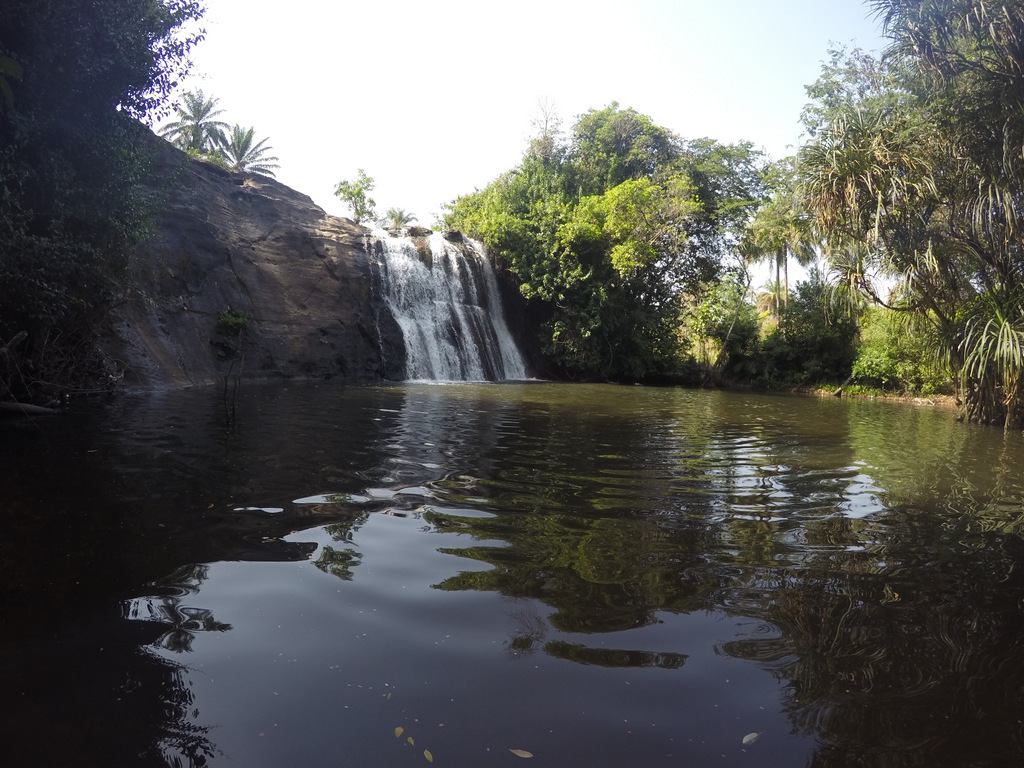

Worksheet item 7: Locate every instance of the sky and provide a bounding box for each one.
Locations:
[162,0,889,227]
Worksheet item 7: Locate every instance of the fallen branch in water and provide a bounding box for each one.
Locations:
[0,401,60,416]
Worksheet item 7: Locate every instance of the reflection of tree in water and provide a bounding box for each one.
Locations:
[119,564,232,765]
[421,399,1024,765]
[312,518,367,581]
[505,610,547,656]
[723,531,1024,767]
[719,409,1024,767]
[125,564,232,653]
[314,546,364,580]
[545,641,687,669]
[428,507,712,634]
[151,665,220,768]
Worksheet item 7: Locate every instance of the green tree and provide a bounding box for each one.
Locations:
[740,161,817,316]
[220,124,279,176]
[0,0,204,403]
[334,169,376,225]
[446,104,763,381]
[755,273,859,387]
[382,207,416,228]
[798,3,1024,427]
[570,103,680,194]
[851,306,949,394]
[158,89,228,153]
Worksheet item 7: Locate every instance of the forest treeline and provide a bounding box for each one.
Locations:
[446,0,1024,429]
[2,0,1023,428]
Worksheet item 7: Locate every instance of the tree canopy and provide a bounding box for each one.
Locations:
[220,124,279,176]
[159,89,227,153]
[796,2,1024,427]
[334,169,377,225]
[0,0,204,402]
[446,103,764,381]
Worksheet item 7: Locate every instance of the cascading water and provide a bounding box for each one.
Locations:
[372,230,528,381]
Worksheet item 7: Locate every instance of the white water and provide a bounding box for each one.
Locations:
[373,231,527,381]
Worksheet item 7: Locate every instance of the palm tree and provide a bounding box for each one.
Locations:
[159,89,228,153]
[220,125,279,177]
[383,208,417,228]
[740,190,816,317]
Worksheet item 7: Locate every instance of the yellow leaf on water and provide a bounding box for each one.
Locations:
[424,749,433,763]
[407,736,415,746]
[509,749,534,758]
[394,727,404,739]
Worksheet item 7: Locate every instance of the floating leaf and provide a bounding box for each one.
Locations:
[394,727,404,738]
[407,736,415,746]
[742,731,763,745]
[424,749,433,762]
[509,748,534,758]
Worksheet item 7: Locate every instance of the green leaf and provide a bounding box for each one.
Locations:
[423,749,433,762]
[742,731,763,745]
[0,56,23,79]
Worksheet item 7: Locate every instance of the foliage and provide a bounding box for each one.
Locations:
[0,0,204,402]
[219,124,278,176]
[751,275,859,388]
[445,103,765,381]
[159,94,278,178]
[851,306,951,394]
[334,169,376,225]
[381,207,416,228]
[740,159,817,317]
[158,89,227,153]
[214,309,251,360]
[687,269,759,380]
[797,7,1024,427]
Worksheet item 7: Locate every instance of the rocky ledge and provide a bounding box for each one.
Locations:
[105,137,403,389]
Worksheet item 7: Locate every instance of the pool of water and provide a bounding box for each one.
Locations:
[2,382,1023,767]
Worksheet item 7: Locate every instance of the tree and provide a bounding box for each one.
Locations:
[446,104,764,381]
[528,97,564,162]
[740,161,817,316]
[220,124,279,176]
[570,103,680,195]
[158,89,228,153]
[333,169,376,225]
[0,0,204,402]
[797,4,1024,428]
[382,207,416,228]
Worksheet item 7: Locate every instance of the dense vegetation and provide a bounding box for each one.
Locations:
[798,0,1024,428]
[445,103,765,381]
[0,0,204,402]
[446,1,1024,428]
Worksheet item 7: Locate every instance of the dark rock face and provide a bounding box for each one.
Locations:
[107,138,403,388]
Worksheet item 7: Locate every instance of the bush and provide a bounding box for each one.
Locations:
[851,307,951,394]
[751,278,858,388]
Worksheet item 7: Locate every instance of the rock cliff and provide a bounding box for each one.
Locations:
[106,138,403,389]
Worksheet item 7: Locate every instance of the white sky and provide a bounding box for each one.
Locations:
[165,0,888,226]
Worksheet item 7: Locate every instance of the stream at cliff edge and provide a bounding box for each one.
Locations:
[2,382,1024,767]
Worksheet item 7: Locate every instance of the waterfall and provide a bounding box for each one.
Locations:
[372,230,527,381]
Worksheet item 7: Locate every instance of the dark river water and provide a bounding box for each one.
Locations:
[2,383,1024,768]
